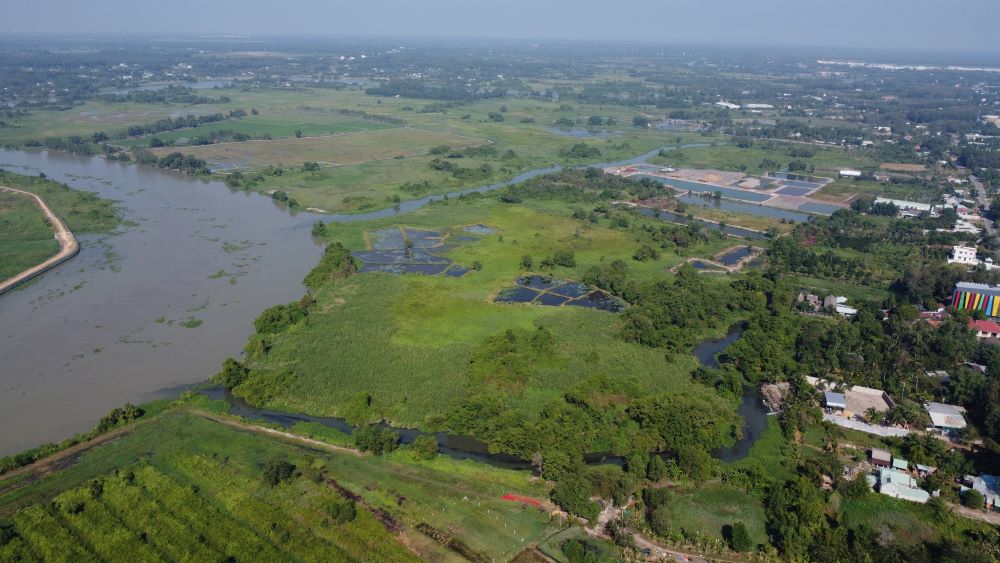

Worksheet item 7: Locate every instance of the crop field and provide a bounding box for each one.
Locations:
[150,127,490,169]
[0,407,556,562]
[240,196,737,427]
[0,190,59,280]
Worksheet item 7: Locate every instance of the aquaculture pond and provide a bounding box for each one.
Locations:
[351,227,471,276]
[494,275,627,312]
[717,246,755,266]
[689,260,725,272]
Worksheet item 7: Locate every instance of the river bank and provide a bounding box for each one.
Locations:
[0,186,80,295]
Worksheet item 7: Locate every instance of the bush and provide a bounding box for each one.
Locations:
[553,250,576,267]
[329,499,357,523]
[963,489,985,508]
[263,460,296,486]
[551,474,600,521]
[728,521,753,552]
[253,302,308,335]
[353,425,399,455]
[411,434,439,460]
[216,358,249,389]
[311,221,327,237]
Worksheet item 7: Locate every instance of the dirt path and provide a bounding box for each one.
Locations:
[0,185,79,295]
[191,410,365,457]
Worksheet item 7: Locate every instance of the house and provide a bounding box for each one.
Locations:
[948,245,979,266]
[877,468,930,503]
[825,391,847,412]
[744,103,774,110]
[925,402,968,434]
[962,475,1000,511]
[892,458,909,471]
[916,464,937,478]
[969,319,1000,340]
[839,169,862,178]
[875,197,934,214]
[715,101,741,110]
[870,448,892,468]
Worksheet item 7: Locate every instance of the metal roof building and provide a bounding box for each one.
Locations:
[925,402,967,430]
[824,391,847,410]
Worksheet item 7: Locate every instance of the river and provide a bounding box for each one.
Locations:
[0,144,768,457]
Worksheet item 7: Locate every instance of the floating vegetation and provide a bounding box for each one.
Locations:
[494,276,626,312]
[461,224,496,235]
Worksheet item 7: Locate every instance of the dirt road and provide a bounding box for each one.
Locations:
[0,185,79,295]
[971,175,996,238]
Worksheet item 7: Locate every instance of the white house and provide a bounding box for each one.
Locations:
[839,169,862,178]
[948,245,979,266]
[715,101,741,110]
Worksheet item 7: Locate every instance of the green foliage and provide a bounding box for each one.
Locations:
[551,474,599,521]
[411,434,439,460]
[353,425,399,455]
[728,521,753,552]
[215,358,249,389]
[311,221,327,237]
[632,244,660,262]
[303,242,358,289]
[262,459,296,487]
[963,489,985,508]
[94,403,144,433]
[559,143,602,159]
[328,499,357,523]
[253,302,308,335]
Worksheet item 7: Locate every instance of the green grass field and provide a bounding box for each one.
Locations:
[0,170,119,280]
[237,195,740,431]
[0,190,59,280]
[0,407,555,562]
[151,126,489,168]
[647,484,768,547]
[815,179,946,204]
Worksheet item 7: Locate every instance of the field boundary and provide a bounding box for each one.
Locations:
[0,186,80,295]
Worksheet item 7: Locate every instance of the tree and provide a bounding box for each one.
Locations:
[553,250,576,267]
[353,425,399,455]
[729,521,753,552]
[263,460,296,486]
[294,129,303,138]
[216,358,248,389]
[302,161,320,172]
[633,116,650,128]
[311,221,327,237]
[647,455,668,481]
[411,434,438,460]
[588,115,604,126]
[329,500,357,523]
[551,474,599,520]
[520,255,534,270]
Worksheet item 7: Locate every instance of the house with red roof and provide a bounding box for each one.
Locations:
[969,319,1000,340]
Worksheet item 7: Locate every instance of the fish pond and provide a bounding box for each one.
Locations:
[494,275,627,312]
[352,227,472,276]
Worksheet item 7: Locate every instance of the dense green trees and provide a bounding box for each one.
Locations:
[303,242,358,289]
[353,425,399,455]
[551,474,600,520]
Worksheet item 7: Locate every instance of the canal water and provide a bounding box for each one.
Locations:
[0,144,768,457]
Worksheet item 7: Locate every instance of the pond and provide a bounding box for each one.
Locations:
[717,246,754,267]
[494,276,627,313]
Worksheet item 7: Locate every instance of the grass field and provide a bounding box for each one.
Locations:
[647,484,768,547]
[0,190,59,280]
[239,195,738,430]
[0,169,119,280]
[151,127,489,169]
[814,179,946,204]
[0,407,556,562]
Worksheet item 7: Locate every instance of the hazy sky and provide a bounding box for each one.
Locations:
[5,0,999,53]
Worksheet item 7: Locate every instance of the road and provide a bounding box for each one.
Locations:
[971,175,996,238]
[0,185,79,295]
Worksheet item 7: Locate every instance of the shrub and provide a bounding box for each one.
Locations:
[353,425,399,455]
[551,474,599,521]
[329,499,357,523]
[729,521,753,552]
[411,434,439,460]
[216,358,249,389]
[262,460,296,486]
[553,250,576,267]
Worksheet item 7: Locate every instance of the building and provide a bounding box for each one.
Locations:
[824,391,847,412]
[948,245,979,266]
[870,448,892,468]
[744,103,774,110]
[715,101,741,110]
[877,468,930,503]
[963,475,1000,511]
[839,169,862,178]
[925,402,968,433]
[952,282,1000,317]
[875,197,934,213]
[892,458,909,471]
[969,319,1000,339]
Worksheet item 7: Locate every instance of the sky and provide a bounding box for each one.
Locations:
[4,0,1000,53]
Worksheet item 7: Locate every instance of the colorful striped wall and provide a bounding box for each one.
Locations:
[952,289,1000,317]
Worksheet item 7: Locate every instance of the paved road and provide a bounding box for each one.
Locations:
[0,186,79,295]
[971,175,997,238]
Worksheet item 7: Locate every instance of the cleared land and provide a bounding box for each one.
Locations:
[150,127,491,169]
